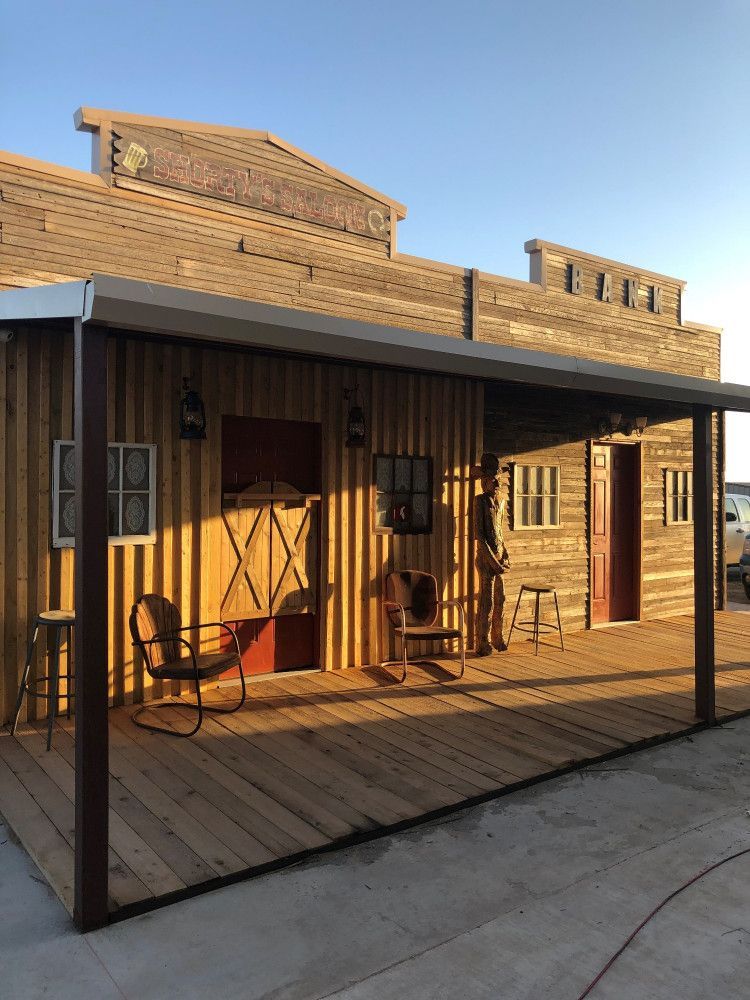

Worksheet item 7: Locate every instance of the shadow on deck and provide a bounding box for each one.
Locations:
[1,612,748,919]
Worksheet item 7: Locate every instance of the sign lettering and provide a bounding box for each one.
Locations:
[565,261,666,315]
[114,132,390,242]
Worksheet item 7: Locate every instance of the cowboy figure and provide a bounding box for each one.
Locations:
[473,453,510,655]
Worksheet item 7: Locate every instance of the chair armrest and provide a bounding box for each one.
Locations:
[175,622,241,657]
[437,599,465,632]
[383,600,407,631]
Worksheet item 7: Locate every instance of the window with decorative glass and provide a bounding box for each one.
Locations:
[512,464,560,529]
[665,469,693,524]
[374,455,432,534]
[53,440,157,547]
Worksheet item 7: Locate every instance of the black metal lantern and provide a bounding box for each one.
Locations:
[180,377,206,440]
[345,384,366,447]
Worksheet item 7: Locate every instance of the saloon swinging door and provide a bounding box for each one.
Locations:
[220,416,321,674]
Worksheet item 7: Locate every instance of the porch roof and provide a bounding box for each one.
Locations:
[2,274,749,412]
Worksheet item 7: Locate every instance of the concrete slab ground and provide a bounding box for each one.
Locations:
[3,717,750,999]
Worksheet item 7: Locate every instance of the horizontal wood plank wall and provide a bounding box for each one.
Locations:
[0,328,481,723]
[484,385,723,633]
[0,151,719,373]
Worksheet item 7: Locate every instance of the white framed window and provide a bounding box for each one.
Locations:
[512,464,560,529]
[665,469,693,525]
[52,440,157,547]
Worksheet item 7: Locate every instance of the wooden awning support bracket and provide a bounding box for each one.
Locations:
[692,404,716,724]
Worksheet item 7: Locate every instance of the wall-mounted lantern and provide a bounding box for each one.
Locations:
[344,384,366,447]
[597,411,622,438]
[179,377,207,440]
[623,415,648,437]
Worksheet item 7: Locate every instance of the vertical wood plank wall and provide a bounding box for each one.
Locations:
[0,327,482,723]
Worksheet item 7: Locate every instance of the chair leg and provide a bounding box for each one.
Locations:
[534,592,541,655]
[132,686,204,738]
[554,592,564,651]
[11,625,39,737]
[47,626,63,751]
[400,635,408,684]
[458,630,466,679]
[507,588,523,646]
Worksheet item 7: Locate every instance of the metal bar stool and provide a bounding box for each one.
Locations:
[11,610,75,750]
[507,585,563,655]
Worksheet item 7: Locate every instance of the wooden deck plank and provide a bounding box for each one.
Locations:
[0,613,747,921]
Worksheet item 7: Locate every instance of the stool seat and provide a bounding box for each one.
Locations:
[508,585,564,655]
[38,610,75,625]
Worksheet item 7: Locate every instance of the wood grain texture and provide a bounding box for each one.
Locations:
[0,612,746,917]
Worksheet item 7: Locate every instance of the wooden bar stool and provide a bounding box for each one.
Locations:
[11,610,75,750]
[507,585,563,655]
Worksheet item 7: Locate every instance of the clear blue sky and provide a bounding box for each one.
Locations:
[1,0,748,475]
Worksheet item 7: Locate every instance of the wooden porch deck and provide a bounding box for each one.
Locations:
[1,612,749,919]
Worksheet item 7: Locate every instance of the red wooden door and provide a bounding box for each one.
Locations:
[591,443,637,624]
[221,416,321,673]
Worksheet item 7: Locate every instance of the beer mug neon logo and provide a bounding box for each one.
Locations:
[122,142,149,173]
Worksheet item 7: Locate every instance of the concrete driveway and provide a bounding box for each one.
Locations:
[3,717,750,999]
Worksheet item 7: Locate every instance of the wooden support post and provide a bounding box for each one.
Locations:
[73,319,110,931]
[692,404,716,724]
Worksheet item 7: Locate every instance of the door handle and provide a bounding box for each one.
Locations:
[737,528,744,533]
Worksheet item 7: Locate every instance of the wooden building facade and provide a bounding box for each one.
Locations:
[0,108,728,724]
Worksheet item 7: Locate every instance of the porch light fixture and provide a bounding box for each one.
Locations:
[179,376,207,440]
[344,384,366,447]
[597,411,622,437]
[623,415,648,437]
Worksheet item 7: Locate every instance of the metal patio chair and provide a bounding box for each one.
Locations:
[129,594,247,737]
[383,570,466,683]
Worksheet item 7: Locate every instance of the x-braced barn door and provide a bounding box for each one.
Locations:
[220,416,321,673]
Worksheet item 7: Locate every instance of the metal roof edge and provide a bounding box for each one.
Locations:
[0,280,90,322]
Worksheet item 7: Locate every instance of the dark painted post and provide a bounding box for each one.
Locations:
[692,404,716,724]
[73,318,110,931]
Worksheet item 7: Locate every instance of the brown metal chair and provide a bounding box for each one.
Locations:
[129,594,246,737]
[383,571,466,683]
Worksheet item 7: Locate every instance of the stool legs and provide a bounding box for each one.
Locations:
[507,590,523,645]
[534,591,541,655]
[11,624,39,737]
[554,592,564,652]
[47,625,63,751]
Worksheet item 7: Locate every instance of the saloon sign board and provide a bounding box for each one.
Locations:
[113,129,391,242]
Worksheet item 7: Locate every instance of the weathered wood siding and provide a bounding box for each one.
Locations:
[0,327,481,723]
[485,385,723,632]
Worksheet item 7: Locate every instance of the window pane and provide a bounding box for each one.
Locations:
[375,492,392,527]
[672,496,679,523]
[521,495,531,526]
[122,446,150,491]
[108,492,120,536]
[532,496,543,525]
[412,493,429,530]
[726,498,738,520]
[59,444,76,490]
[59,493,76,537]
[394,457,411,493]
[375,457,393,493]
[412,459,429,494]
[549,466,558,496]
[122,493,150,535]
[521,465,531,500]
[108,447,120,489]
[392,494,410,531]
[738,498,750,522]
[545,495,558,526]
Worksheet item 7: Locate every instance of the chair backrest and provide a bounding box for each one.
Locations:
[385,571,438,627]
[130,594,182,669]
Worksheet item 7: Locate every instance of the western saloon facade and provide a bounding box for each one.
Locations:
[0,108,748,929]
